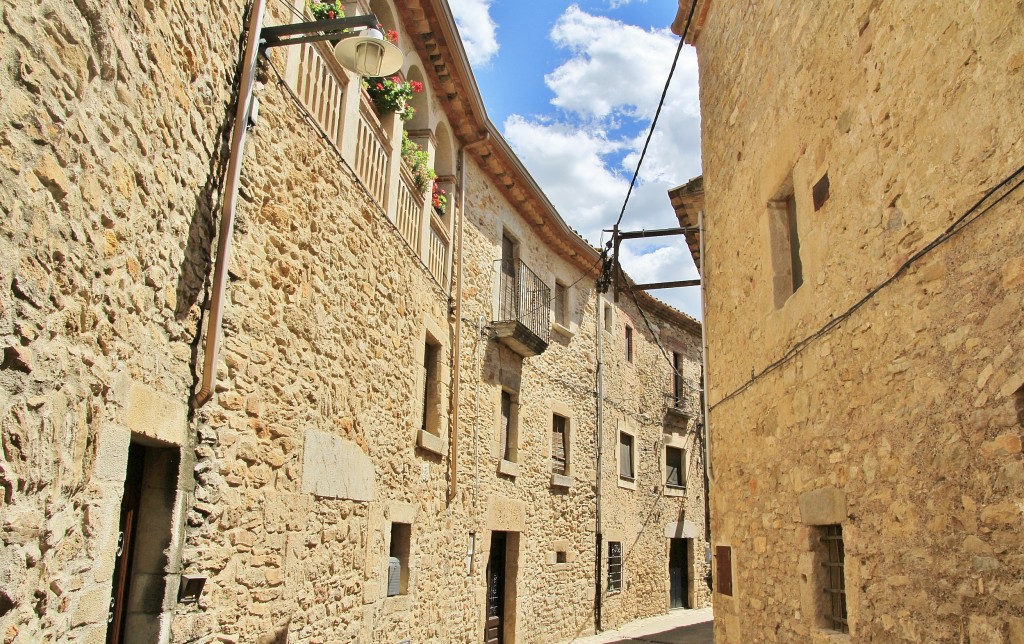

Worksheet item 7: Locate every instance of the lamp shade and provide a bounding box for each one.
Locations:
[334,29,403,77]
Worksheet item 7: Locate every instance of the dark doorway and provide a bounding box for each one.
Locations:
[107,440,180,643]
[669,538,690,609]
[107,442,145,643]
[485,531,507,644]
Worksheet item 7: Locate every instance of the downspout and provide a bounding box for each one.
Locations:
[699,210,713,564]
[594,290,605,634]
[195,0,266,407]
[448,134,489,504]
[699,210,711,482]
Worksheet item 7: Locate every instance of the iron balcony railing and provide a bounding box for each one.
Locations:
[496,259,551,344]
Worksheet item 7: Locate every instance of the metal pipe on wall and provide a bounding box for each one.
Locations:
[195,0,266,407]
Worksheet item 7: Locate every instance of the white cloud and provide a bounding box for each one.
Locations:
[447,0,500,67]
[500,5,703,318]
[545,6,681,120]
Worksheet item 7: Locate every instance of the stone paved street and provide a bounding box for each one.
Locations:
[565,608,714,644]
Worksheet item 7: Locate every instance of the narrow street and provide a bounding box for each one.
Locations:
[566,608,714,644]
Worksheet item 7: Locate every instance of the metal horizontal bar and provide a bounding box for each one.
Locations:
[820,562,845,568]
[606,225,696,237]
[824,614,849,625]
[261,15,378,43]
[631,279,701,290]
[821,587,847,594]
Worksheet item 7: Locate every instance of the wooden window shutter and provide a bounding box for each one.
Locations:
[716,545,733,596]
[619,433,634,479]
[551,415,566,474]
[500,391,512,461]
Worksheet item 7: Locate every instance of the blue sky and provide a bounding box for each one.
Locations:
[448,0,703,319]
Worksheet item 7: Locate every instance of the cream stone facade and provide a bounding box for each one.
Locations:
[673,1,1023,642]
[0,0,708,642]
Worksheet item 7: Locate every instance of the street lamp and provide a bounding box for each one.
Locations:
[195,1,404,406]
[260,15,404,78]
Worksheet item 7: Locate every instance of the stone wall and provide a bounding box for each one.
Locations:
[1,0,245,640]
[692,1,1024,641]
[0,0,708,641]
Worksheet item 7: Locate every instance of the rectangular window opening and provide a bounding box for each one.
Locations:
[819,524,848,633]
[554,281,568,327]
[618,432,635,481]
[625,325,634,363]
[422,337,441,436]
[665,446,685,489]
[388,522,412,597]
[787,193,804,292]
[551,414,568,475]
[672,352,683,408]
[555,550,567,564]
[607,541,622,592]
[500,389,519,463]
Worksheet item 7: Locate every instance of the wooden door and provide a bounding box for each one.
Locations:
[669,538,689,609]
[485,532,506,644]
[107,443,145,644]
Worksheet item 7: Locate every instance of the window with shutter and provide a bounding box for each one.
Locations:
[551,414,567,474]
[666,446,684,488]
[498,389,521,466]
[618,432,634,480]
[554,281,567,326]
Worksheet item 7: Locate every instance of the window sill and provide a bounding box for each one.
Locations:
[417,429,446,456]
[383,594,411,614]
[664,484,687,498]
[617,475,637,491]
[550,473,573,489]
[551,321,574,339]
[498,458,519,478]
[811,628,851,643]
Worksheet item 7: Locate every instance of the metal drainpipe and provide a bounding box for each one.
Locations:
[594,290,605,633]
[448,134,489,504]
[698,210,711,482]
[195,0,266,407]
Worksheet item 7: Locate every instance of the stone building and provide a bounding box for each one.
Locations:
[0,0,709,641]
[671,1,1023,642]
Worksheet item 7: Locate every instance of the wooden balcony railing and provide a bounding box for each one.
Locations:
[294,42,345,147]
[355,94,390,205]
[396,163,424,251]
[428,213,449,285]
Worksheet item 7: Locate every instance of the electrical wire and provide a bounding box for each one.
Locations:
[611,0,698,231]
[709,161,1024,412]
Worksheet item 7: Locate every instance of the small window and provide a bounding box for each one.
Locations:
[819,525,848,633]
[551,414,568,475]
[769,176,804,307]
[618,432,635,481]
[607,541,622,592]
[389,523,411,596]
[556,550,567,564]
[603,302,613,332]
[554,281,568,327]
[787,193,804,292]
[625,325,633,362]
[500,389,518,463]
[672,352,683,408]
[665,446,685,489]
[421,337,441,436]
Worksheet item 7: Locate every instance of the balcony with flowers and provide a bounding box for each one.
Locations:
[282,0,455,288]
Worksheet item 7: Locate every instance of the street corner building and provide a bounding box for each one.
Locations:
[670,0,1024,642]
[0,0,710,641]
